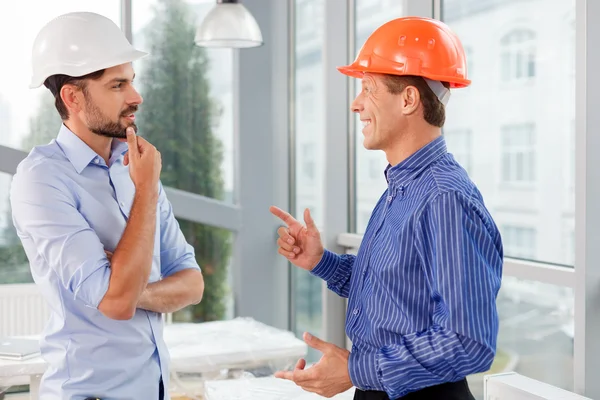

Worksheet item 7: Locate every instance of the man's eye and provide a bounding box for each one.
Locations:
[113,83,122,89]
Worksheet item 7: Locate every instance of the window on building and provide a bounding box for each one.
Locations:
[501,29,536,82]
[502,225,537,260]
[501,124,536,184]
[445,129,472,175]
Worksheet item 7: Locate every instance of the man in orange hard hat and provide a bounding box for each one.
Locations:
[271,17,503,400]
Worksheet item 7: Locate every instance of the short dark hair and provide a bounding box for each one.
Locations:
[382,75,449,128]
[43,69,106,120]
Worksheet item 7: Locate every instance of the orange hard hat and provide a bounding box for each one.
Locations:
[338,16,470,88]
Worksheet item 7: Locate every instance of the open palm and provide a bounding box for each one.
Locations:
[270,206,324,271]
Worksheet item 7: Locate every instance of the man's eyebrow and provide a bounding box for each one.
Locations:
[107,74,136,84]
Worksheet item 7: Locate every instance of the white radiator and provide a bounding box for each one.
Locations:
[485,373,591,400]
[0,283,49,337]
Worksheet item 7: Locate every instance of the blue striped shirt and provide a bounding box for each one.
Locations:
[312,136,503,399]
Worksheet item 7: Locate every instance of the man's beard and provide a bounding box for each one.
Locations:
[85,95,138,139]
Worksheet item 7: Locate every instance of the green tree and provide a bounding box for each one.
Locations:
[21,90,62,152]
[137,0,232,322]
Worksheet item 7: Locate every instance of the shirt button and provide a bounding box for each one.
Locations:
[94,158,99,164]
[353,308,359,315]
[120,201,125,207]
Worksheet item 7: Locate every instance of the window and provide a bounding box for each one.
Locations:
[133,0,235,203]
[0,1,121,286]
[0,173,33,285]
[569,20,575,78]
[301,143,316,181]
[567,229,575,266]
[442,2,576,393]
[502,225,537,260]
[501,124,536,184]
[568,120,575,190]
[296,0,319,40]
[445,129,472,175]
[171,221,234,323]
[369,158,382,180]
[442,0,575,268]
[501,29,536,82]
[466,277,574,399]
[0,1,120,151]
[354,0,403,234]
[293,0,325,362]
[360,211,372,230]
[465,46,474,78]
[299,85,316,122]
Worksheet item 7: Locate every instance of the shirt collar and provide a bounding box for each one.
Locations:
[384,136,447,188]
[55,124,128,174]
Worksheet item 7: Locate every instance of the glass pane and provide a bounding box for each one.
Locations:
[0,1,121,151]
[171,220,234,323]
[467,277,573,399]
[132,0,235,203]
[0,173,33,284]
[354,0,404,234]
[294,0,325,363]
[442,0,575,265]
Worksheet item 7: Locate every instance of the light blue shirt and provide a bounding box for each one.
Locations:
[10,125,200,400]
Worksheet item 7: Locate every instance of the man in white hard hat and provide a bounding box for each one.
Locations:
[10,12,204,400]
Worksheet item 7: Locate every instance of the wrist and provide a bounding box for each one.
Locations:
[134,185,159,201]
[309,250,325,271]
[310,250,339,280]
[137,287,150,308]
[349,348,381,391]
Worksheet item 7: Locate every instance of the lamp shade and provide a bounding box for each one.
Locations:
[195,1,263,48]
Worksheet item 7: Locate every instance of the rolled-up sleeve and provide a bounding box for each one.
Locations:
[157,183,200,277]
[10,171,111,309]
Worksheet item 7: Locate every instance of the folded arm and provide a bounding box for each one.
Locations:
[136,183,204,313]
[137,268,203,313]
[10,169,157,320]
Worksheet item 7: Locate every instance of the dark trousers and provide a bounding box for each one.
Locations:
[353,378,475,400]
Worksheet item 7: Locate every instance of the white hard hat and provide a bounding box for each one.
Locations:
[30,12,148,89]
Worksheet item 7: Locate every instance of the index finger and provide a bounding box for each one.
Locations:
[291,367,318,383]
[269,206,296,225]
[125,128,139,155]
[274,370,294,381]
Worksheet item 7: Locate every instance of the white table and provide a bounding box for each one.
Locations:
[0,317,307,399]
[204,376,356,400]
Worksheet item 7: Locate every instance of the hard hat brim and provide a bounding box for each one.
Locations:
[29,49,149,89]
[337,64,471,88]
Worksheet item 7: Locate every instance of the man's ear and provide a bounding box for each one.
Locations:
[400,85,420,116]
[60,84,84,115]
